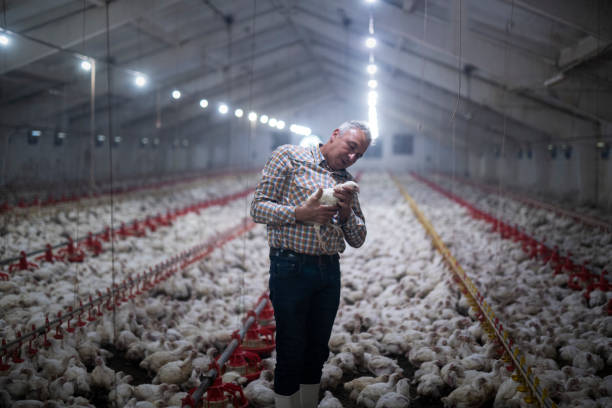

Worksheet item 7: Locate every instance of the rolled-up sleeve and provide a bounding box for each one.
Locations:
[341,195,366,248]
[250,145,296,225]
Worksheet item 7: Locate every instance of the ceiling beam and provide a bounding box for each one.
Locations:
[0,25,302,128]
[131,17,180,48]
[0,0,182,75]
[558,35,612,70]
[312,40,549,144]
[271,0,339,100]
[304,0,554,87]
[503,0,612,41]
[289,7,597,140]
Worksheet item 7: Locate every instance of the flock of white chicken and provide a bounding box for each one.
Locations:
[0,171,610,408]
[0,174,251,260]
[428,174,612,273]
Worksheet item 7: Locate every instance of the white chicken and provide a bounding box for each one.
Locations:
[243,370,275,407]
[140,344,192,372]
[133,383,179,402]
[345,375,390,401]
[308,181,360,252]
[90,356,115,390]
[321,363,344,389]
[357,373,403,408]
[318,390,343,408]
[153,350,197,384]
[329,351,357,373]
[109,383,134,406]
[364,352,401,376]
[48,376,75,401]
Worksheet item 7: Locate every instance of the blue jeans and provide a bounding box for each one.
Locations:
[268,251,341,395]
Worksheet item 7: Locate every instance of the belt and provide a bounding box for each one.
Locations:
[270,247,339,265]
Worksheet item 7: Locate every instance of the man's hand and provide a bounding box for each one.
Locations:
[295,188,338,224]
[333,187,353,223]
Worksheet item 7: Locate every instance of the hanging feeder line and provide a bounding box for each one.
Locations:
[0,165,258,215]
[182,295,269,408]
[411,173,611,304]
[391,175,556,408]
[434,172,612,233]
[0,186,255,268]
[0,218,256,364]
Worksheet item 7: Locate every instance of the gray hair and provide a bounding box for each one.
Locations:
[338,120,372,143]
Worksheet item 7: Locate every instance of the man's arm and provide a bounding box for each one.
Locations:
[250,146,296,225]
[334,187,366,248]
[340,195,366,248]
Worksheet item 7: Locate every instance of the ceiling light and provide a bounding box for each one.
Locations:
[80,60,92,71]
[95,134,105,147]
[248,112,258,122]
[260,115,269,124]
[28,129,41,145]
[368,79,378,89]
[365,37,377,48]
[276,120,286,130]
[199,99,209,109]
[269,118,277,127]
[235,108,244,118]
[290,124,312,136]
[134,74,147,87]
[365,0,376,3]
[171,90,181,99]
[543,72,565,88]
[368,90,378,106]
[0,34,9,47]
[367,64,377,75]
[55,131,67,146]
[218,103,229,114]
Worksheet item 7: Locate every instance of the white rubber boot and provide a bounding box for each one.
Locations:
[300,383,321,408]
[275,391,300,408]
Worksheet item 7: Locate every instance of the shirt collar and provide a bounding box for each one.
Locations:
[312,143,348,176]
[311,143,326,167]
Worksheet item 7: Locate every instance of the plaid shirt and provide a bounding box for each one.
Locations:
[250,144,366,255]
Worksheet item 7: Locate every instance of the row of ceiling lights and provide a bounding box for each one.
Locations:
[79,47,311,133]
[1,30,312,137]
[76,40,306,134]
[365,0,380,140]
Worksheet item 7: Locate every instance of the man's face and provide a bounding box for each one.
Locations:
[326,128,370,170]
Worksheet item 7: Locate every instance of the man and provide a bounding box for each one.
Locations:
[250,120,371,407]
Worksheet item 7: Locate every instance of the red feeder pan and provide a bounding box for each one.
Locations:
[9,251,39,272]
[240,321,275,357]
[35,244,63,263]
[203,375,249,408]
[57,237,85,263]
[225,347,264,383]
